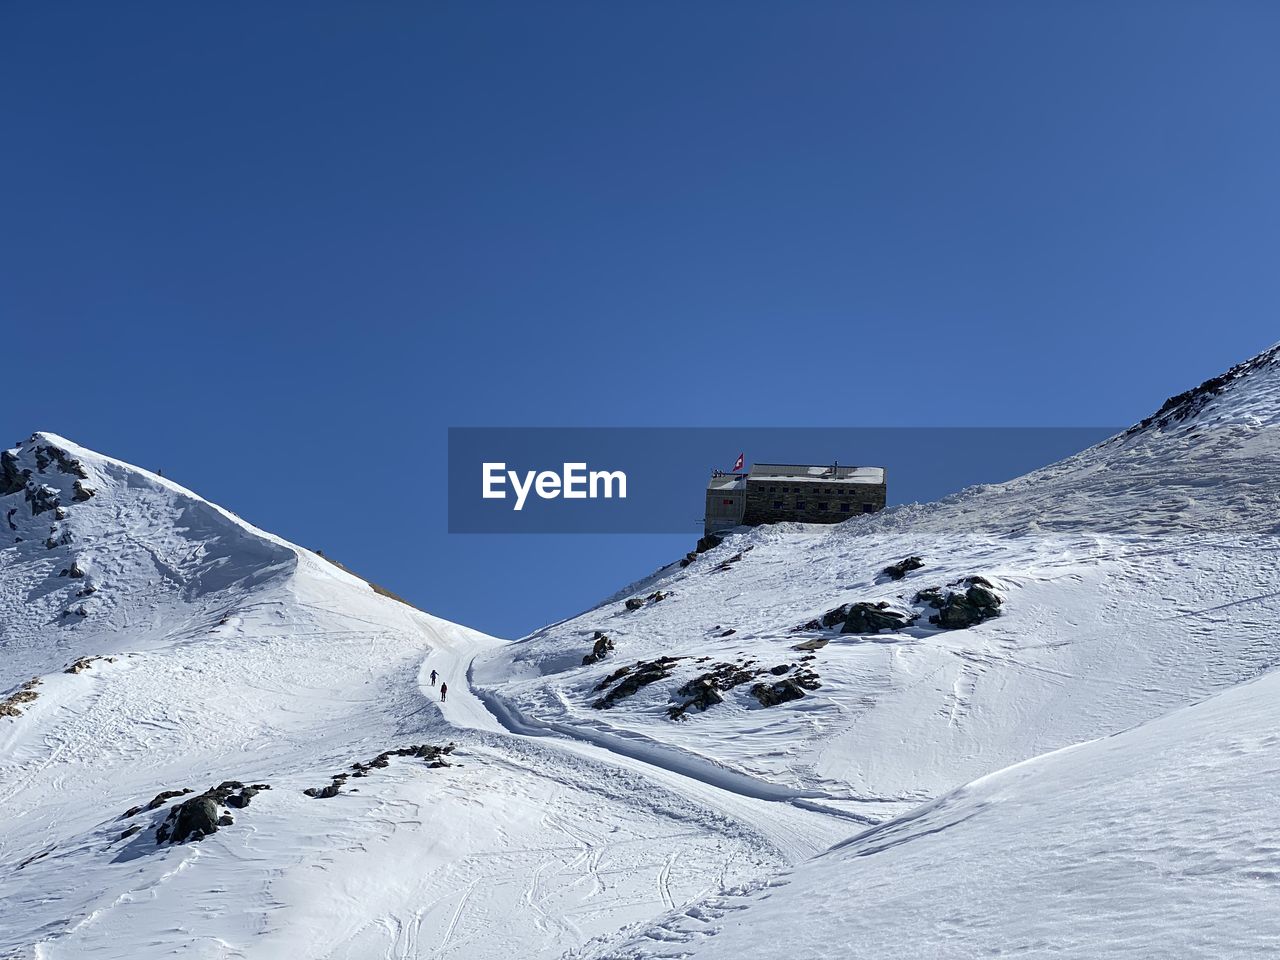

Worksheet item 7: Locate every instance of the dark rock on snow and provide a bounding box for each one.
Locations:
[582,631,614,665]
[881,556,925,581]
[593,657,684,709]
[750,679,808,707]
[916,577,1003,629]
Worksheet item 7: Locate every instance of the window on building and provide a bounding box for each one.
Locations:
[773,500,784,509]
[840,503,851,512]
[863,503,875,514]
[795,500,806,510]
[816,502,828,511]
[722,499,734,506]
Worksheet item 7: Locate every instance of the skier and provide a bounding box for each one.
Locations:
[429,669,437,686]
[440,682,448,702]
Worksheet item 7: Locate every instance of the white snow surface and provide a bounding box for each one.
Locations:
[4,341,1280,959]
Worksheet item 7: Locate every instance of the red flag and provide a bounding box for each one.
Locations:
[733,452,744,473]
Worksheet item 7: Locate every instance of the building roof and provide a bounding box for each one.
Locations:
[706,473,748,492]
[746,463,886,485]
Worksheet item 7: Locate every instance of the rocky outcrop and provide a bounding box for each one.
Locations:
[841,602,916,634]
[154,780,269,845]
[669,660,822,718]
[749,667,822,707]
[58,559,87,579]
[792,637,830,651]
[593,657,684,709]
[123,788,193,819]
[667,661,759,719]
[624,591,670,612]
[165,796,220,844]
[916,576,1003,629]
[582,631,614,665]
[2,437,96,514]
[797,601,916,635]
[680,533,727,567]
[881,556,924,581]
[65,655,115,674]
[306,743,456,799]
[1122,343,1280,437]
[0,678,41,718]
[0,449,27,496]
[696,533,724,554]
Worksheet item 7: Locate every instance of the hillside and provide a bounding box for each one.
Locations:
[592,664,1280,959]
[475,344,1280,822]
[0,434,818,959]
[3,341,1279,959]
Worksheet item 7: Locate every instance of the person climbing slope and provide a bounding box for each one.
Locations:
[440,681,448,702]
[429,669,437,686]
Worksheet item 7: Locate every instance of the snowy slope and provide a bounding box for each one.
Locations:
[475,344,1280,822]
[0,434,825,959]
[4,341,1280,960]
[590,665,1280,959]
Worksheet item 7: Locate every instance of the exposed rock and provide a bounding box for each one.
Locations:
[29,484,60,516]
[798,601,915,635]
[668,680,724,719]
[65,655,115,674]
[582,631,614,665]
[594,664,633,691]
[679,551,699,568]
[0,678,41,718]
[881,556,925,581]
[750,679,808,707]
[153,780,270,844]
[308,744,455,798]
[668,659,819,719]
[916,577,1003,629]
[624,597,645,611]
[0,448,27,496]
[1123,343,1280,437]
[72,480,96,502]
[840,602,916,635]
[714,548,754,572]
[792,637,830,652]
[695,533,723,554]
[646,591,669,603]
[163,796,220,844]
[593,657,684,709]
[123,788,194,818]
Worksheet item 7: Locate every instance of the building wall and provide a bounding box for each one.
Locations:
[741,478,886,526]
[704,488,746,534]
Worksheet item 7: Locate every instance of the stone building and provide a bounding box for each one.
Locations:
[704,462,886,535]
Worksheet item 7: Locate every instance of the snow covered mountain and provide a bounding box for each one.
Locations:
[0,435,810,959]
[3,341,1279,959]
[477,344,1280,825]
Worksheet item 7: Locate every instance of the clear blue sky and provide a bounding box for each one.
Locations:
[3,3,1276,636]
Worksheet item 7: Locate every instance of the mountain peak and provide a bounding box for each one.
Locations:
[1123,340,1280,438]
